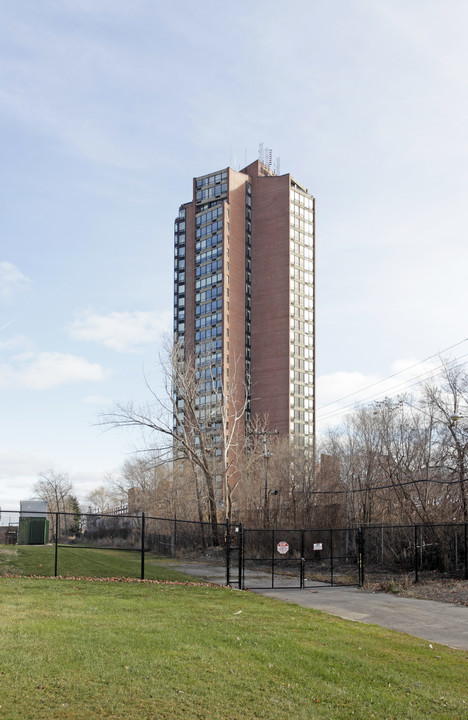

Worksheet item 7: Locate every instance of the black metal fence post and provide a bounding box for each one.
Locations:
[237,522,243,590]
[358,526,365,587]
[271,529,275,589]
[225,518,230,587]
[465,523,468,581]
[419,526,423,569]
[414,524,419,583]
[141,512,145,580]
[300,530,305,589]
[54,512,59,577]
[330,528,334,586]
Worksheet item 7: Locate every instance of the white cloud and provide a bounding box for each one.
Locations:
[318,370,381,413]
[0,262,30,298]
[0,448,47,480]
[0,335,32,351]
[0,450,117,512]
[0,351,106,390]
[316,371,384,434]
[317,355,451,432]
[0,448,53,512]
[67,309,171,352]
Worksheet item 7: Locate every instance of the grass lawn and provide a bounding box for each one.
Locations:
[0,577,466,720]
[0,544,198,582]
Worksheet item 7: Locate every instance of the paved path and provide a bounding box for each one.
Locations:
[171,561,468,652]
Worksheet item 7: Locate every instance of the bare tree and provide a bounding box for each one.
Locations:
[421,360,468,522]
[108,455,187,518]
[371,397,441,525]
[100,338,250,537]
[86,486,117,514]
[34,469,73,537]
[35,469,72,512]
[230,417,279,526]
[319,399,430,525]
[211,352,250,521]
[323,407,383,525]
[318,360,468,527]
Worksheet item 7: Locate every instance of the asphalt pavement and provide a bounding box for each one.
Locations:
[171,561,468,652]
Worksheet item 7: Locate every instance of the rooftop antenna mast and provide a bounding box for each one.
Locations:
[259,143,279,174]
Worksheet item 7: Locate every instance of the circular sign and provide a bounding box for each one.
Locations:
[277,541,289,555]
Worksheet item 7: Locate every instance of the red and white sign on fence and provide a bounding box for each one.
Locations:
[277,541,289,554]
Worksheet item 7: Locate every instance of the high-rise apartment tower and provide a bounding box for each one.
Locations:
[173,160,315,483]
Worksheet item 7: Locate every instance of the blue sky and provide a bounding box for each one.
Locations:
[2,0,468,511]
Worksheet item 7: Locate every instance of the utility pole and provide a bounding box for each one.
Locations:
[249,429,278,525]
[450,414,468,523]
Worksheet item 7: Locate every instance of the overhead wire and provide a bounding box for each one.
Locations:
[318,353,468,422]
[317,336,468,412]
[318,347,468,423]
[305,475,467,495]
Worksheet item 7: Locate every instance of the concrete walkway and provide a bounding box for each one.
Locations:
[171,561,468,652]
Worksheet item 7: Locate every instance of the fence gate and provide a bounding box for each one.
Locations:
[237,526,363,590]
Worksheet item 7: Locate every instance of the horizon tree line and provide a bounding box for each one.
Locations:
[30,353,468,531]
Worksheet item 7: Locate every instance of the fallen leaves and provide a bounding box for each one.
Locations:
[1,573,218,588]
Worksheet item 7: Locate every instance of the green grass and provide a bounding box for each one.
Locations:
[0,544,197,582]
[0,577,466,720]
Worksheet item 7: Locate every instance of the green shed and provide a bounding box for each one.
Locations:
[18,517,49,545]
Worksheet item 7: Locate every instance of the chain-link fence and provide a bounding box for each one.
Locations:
[240,526,363,588]
[1,509,467,587]
[0,509,232,582]
[362,522,468,583]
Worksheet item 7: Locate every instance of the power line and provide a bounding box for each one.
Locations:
[318,358,452,422]
[318,351,468,423]
[317,336,468,415]
[305,476,467,496]
[318,349,468,421]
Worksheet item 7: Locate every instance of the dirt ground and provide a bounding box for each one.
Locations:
[366,578,468,607]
